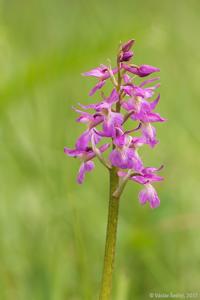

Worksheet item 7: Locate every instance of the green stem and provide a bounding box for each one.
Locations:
[99,168,120,300]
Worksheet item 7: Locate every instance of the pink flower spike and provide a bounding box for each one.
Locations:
[65,38,165,210]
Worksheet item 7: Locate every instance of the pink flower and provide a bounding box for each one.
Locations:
[83,65,118,96]
[64,143,110,184]
[109,129,143,171]
[118,166,163,208]
[77,89,123,137]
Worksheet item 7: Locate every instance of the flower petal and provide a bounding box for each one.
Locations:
[139,188,149,205]
[150,94,160,110]
[109,148,142,170]
[102,112,123,137]
[122,63,160,77]
[141,123,158,148]
[106,89,119,104]
[83,67,104,78]
[75,130,91,150]
[140,77,160,87]
[77,161,95,184]
[89,80,106,96]
[138,184,160,208]
[64,147,83,157]
[99,143,110,153]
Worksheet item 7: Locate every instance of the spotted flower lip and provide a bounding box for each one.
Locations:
[122,63,160,77]
[65,38,165,208]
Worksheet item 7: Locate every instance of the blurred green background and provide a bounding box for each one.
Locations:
[0,0,200,299]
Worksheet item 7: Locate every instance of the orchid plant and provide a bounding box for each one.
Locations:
[64,39,165,299]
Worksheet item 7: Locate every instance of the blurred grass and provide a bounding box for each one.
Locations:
[0,0,200,299]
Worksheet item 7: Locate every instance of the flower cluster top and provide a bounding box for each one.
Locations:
[64,39,165,209]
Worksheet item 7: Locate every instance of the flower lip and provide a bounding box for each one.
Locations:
[77,161,95,184]
[139,184,160,208]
